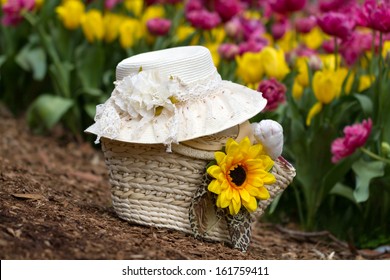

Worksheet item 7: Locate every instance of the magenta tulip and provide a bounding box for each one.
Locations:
[257,78,287,111]
[147,18,172,36]
[317,12,355,39]
[331,119,372,163]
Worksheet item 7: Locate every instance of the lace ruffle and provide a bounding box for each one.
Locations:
[93,69,223,145]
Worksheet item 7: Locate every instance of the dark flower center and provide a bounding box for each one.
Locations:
[229,164,246,186]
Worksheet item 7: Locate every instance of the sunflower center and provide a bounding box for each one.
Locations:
[229,164,246,187]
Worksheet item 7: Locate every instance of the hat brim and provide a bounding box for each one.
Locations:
[85,80,266,144]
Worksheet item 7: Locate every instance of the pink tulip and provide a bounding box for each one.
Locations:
[147,18,171,36]
[215,0,242,22]
[340,32,373,65]
[240,17,266,41]
[295,16,317,33]
[218,43,240,60]
[1,0,35,26]
[238,38,267,54]
[257,78,287,111]
[271,18,288,40]
[225,16,244,40]
[322,38,342,53]
[145,0,182,5]
[319,0,356,12]
[270,0,306,14]
[186,9,221,30]
[367,0,390,33]
[105,0,123,10]
[331,119,372,163]
[185,0,203,13]
[317,12,355,39]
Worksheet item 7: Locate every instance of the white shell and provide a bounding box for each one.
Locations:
[252,120,284,160]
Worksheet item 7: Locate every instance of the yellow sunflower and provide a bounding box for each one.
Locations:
[207,137,276,215]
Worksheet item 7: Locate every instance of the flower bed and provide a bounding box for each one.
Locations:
[1,0,389,248]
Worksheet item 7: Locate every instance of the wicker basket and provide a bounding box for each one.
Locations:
[101,133,296,245]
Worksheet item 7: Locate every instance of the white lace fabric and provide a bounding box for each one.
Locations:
[92,69,223,145]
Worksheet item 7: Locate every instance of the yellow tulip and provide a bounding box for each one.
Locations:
[235,51,264,84]
[295,57,309,87]
[1,0,7,5]
[260,47,290,80]
[204,26,226,44]
[292,80,304,100]
[312,69,345,104]
[175,25,197,44]
[320,54,341,71]
[124,0,144,17]
[56,0,85,30]
[243,10,261,20]
[119,18,143,49]
[204,43,220,67]
[103,13,123,43]
[382,41,390,59]
[306,102,323,126]
[35,0,44,9]
[358,75,375,92]
[344,72,354,95]
[276,30,298,53]
[301,27,327,50]
[307,68,347,125]
[81,9,104,43]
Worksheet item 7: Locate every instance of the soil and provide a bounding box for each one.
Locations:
[0,107,387,260]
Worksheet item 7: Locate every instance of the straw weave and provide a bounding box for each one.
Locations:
[102,138,295,244]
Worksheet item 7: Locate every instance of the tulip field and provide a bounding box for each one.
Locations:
[1,0,390,259]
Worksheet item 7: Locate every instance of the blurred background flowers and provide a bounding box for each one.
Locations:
[1,0,390,249]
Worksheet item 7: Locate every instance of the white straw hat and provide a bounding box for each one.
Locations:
[85,46,267,145]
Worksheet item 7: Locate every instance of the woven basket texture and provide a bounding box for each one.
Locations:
[102,138,295,244]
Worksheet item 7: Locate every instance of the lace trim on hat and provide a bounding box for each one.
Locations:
[93,69,222,146]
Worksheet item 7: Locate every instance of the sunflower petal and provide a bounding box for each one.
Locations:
[238,137,251,154]
[226,138,239,155]
[263,173,276,184]
[232,189,240,203]
[225,185,233,200]
[239,188,250,202]
[257,186,270,200]
[208,180,221,194]
[207,165,221,178]
[243,196,258,212]
[229,199,241,215]
[214,151,226,165]
[248,143,262,158]
[247,185,262,197]
[219,190,231,208]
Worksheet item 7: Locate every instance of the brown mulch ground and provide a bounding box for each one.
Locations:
[0,107,386,260]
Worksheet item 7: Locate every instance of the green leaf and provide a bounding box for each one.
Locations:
[352,159,385,202]
[27,94,74,131]
[0,55,6,69]
[15,47,47,80]
[81,88,104,97]
[353,93,373,116]
[76,44,104,89]
[321,154,358,196]
[330,183,359,206]
[268,193,283,214]
[84,104,96,119]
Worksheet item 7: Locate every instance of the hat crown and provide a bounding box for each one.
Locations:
[116,46,216,84]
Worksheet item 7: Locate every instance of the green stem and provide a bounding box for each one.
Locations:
[334,37,338,70]
[361,147,390,165]
[293,184,304,227]
[377,32,384,153]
